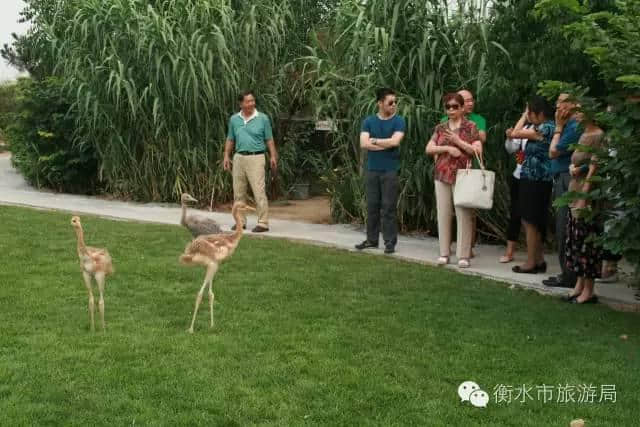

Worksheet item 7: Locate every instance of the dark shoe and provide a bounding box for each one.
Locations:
[231,224,246,231]
[355,240,378,250]
[251,225,269,233]
[512,265,538,274]
[570,295,599,304]
[542,276,559,286]
[542,276,572,288]
[536,261,547,273]
[546,280,574,288]
[384,245,395,254]
[562,293,580,302]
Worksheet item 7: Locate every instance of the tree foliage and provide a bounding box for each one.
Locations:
[3,0,638,264]
[536,0,640,273]
[4,77,99,194]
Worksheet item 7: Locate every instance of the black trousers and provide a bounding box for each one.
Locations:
[366,170,399,246]
[553,172,577,286]
[507,175,522,242]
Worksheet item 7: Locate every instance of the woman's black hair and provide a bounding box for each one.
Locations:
[528,95,555,120]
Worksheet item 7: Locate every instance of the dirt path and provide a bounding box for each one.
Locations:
[216,196,332,224]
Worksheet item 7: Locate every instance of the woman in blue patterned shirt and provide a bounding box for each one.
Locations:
[507,96,555,274]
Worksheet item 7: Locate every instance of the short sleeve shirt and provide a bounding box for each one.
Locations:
[227,111,273,153]
[361,114,406,171]
[521,120,554,182]
[432,118,480,184]
[550,118,582,176]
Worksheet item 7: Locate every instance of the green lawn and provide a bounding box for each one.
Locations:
[0,205,638,426]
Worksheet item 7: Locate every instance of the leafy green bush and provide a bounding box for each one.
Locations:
[0,82,19,132]
[536,0,640,274]
[4,77,100,194]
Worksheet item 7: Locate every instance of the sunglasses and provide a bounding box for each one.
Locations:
[386,100,397,106]
[445,104,460,110]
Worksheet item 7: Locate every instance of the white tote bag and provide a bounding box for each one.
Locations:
[453,153,495,210]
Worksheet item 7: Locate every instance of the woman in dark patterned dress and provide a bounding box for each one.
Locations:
[564,119,605,304]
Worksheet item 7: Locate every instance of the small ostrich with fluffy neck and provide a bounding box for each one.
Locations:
[179,202,254,333]
[71,216,114,332]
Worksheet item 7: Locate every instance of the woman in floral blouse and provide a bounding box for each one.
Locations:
[426,93,482,268]
[508,96,555,274]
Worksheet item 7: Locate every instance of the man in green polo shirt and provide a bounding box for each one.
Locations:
[223,90,278,232]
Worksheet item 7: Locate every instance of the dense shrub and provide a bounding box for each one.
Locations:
[4,77,100,194]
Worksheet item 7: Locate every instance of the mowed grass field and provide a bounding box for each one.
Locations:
[0,205,638,426]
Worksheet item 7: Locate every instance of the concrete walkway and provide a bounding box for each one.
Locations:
[1,153,637,311]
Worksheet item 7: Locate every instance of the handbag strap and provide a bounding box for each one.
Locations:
[473,150,487,171]
[465,150,487,171]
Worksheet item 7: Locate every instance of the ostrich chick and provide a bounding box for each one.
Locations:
[70,216,114,332]
[179,202,255,333]
[180,193,222,237]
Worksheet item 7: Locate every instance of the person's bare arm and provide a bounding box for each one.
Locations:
[478,130,486,144]
[360,131,385,151]
[426,138,460,157]
[549,108,572,159]
[574,162,598,210]
[266,139,278,170]
[223,139,235,171]
[447,129,481,155]
[373,131,405,149]
[510,108,540,140]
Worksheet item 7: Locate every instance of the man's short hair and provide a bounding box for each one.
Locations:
[238,89,256,103]
[376,88,395,102]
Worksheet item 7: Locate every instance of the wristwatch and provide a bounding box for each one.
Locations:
[371,138,377,145]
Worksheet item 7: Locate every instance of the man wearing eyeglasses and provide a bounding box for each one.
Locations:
[355,88,406,254]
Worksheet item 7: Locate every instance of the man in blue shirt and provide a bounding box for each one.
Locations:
[223,90,278,232]
[543,93,582,288]
[355,88,406,254]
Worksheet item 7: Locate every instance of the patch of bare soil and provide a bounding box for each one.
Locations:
[215,196,332,224]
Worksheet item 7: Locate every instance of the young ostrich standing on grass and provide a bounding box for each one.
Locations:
[180,202,254,333]
[70,216,114,332]
[180,192,222,237]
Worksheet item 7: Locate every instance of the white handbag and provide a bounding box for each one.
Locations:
[453,153,495,210]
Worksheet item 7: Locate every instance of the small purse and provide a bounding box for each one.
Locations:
[453,152,495,210]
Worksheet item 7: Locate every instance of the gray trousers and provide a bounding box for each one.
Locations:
[366,170,399,246]
[553,172,577,285]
